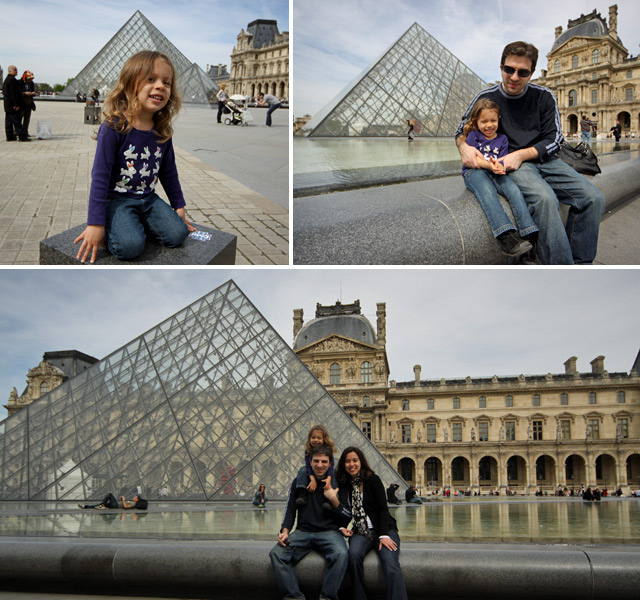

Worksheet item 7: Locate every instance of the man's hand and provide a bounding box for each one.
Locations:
[501,147,538,172]
[277,529,290,547]
[458,140,484,170]
[489,157,506,175]
[74,225,105,264]
[340,527,353,537]
[323,486,339,507]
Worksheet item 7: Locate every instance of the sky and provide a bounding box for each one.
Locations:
[293,0,640,117]
[0,0,289,87]
[1,268,638,422]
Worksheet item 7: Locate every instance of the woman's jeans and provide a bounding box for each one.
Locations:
[105,193,189,260]
[463,169,538,239]
[348,530,408,600]
[507,158,605,265]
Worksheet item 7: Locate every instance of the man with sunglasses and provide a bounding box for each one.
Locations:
[456,41,605,265]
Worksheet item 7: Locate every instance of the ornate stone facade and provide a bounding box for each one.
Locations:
[294,301,640,495]
[5,351,98,417]
[536,5,640,136]
[227,20,289,100]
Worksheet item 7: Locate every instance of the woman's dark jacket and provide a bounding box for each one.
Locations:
[337,473,398,537]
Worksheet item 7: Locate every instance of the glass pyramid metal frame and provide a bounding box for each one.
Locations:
[301,22,487,137]
[0,281,405,502]
[62,10,218,105]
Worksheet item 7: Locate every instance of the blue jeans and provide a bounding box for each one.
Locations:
[105,193,189,260]
[269,529,348,600]
[581,130,591,145]
[463,169,538,239]
[507,158,605,264]
[348,530,407,600]
[266,102,282,126]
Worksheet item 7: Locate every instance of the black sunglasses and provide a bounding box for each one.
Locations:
[502,65,532,78]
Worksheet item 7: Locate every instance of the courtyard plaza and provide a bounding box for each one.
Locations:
[0,101,288,265]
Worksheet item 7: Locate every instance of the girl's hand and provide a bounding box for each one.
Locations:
[324,476,332,490]
[307,476,317,492]
[489,157,506,175]
[176,207,196,232]
[379,537,398,552]
[74,225,105,264]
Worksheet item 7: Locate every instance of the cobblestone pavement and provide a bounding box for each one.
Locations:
[0,102,288,265]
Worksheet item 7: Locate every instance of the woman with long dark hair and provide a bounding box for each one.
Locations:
[328,446,407,600]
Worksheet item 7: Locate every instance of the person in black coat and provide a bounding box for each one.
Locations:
[328,446,408,600]
[3,65,30,141]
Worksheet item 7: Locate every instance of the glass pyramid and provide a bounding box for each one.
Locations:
[0,281,404,502]
[62,10,218,105]
[300,22,487,137]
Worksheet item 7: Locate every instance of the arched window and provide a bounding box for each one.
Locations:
[427,398,435,410]
[568,89,577,107]
[402,399,409,411]
[40,381,49,395]
[592,49,600,65]
[560,393,568,405]
[617,391,626,403]
[532,394,540,407]
[589,391,597,404]
[479,396,486,408]
[360,361,372,383]
[363,396,370,407]
[572,55,579,69]
[329,363,341,384]
[554,59,560,73]
[453,397,460,409]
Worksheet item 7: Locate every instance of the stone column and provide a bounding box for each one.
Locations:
[293,308,303,339]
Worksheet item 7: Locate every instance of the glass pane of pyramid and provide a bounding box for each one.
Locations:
[62,10,218,105]
[0,281,405,501]
[301,22,486,137]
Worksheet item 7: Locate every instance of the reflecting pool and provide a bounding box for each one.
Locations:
[293,137,640,196]
[1,498,638,544]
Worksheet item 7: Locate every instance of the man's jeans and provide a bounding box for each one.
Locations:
[507,158,605,264]
[105,193,189,260]
[348,530,408,600]
[581,131,591,145]
[266,102,282,126]
[269,529,348,600]
[463,169,538,239]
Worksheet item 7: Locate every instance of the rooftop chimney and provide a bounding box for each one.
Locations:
[590,355,605,374]
[414,364,421,386]
[564,356,578,375]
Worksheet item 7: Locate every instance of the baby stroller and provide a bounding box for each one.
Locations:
[223,100,253,126]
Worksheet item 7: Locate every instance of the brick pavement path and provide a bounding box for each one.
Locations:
[0,102,288,265]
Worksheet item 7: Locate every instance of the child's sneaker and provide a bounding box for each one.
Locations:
[498,231,532,257]
[295,488,308,506]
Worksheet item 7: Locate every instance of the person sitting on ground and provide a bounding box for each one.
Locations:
[405,485,423,504]
[252,483,268,508]
[386,483,402,505]
[79,492,148,510]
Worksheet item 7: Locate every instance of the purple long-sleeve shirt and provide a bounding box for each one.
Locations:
[88,122,185,226]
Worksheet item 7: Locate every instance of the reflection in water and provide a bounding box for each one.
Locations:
[0,499,638,544]
[293,137,640,193]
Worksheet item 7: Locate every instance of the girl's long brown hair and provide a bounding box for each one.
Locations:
[101,51,182,143]
[463,98,500,135]
[305,424,337,455]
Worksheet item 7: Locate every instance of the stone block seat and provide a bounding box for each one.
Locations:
[40,223,237,265]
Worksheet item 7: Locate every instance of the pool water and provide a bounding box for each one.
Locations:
[292,137,640,195]
[1,497,637,544]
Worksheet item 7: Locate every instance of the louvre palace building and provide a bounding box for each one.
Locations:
[293,301,640,496]
[536,4,640,137]
[226,19,289,100]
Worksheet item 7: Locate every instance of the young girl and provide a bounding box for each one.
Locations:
[295,424,337,506]
[462,99,538,258]
[74,51,195,263]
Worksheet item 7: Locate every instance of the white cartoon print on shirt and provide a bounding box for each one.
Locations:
[139,163,151,178]
[123,145,138,160]
[120,160,136,178]
[115,176,131,192]
[476,141,500,162]
[141,146,151,160]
